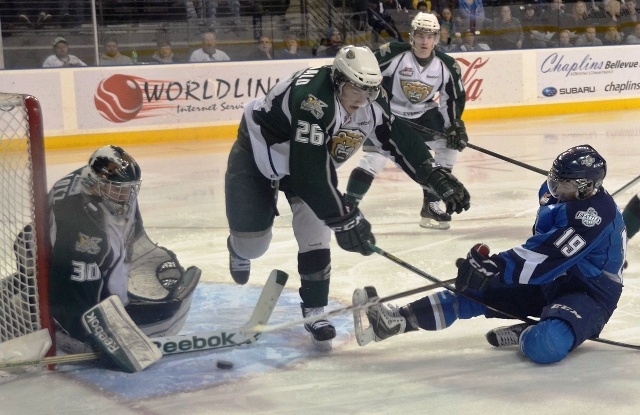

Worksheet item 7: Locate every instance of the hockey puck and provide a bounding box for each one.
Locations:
[216,360,234,370]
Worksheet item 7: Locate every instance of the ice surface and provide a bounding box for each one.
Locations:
[2,111,640,414]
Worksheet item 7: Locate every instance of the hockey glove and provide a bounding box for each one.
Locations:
[326,208,375,256]
[444,119,469,151]
[416,160,471,214]
[455,245,501,292]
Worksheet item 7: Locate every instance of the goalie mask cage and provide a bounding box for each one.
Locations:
[0,93,54,355]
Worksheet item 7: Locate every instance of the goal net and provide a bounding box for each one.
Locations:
[0,93,54,356]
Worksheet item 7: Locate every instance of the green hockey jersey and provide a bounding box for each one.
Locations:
[241,65,433,221]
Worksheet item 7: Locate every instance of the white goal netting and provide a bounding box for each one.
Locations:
[0,93,49,345]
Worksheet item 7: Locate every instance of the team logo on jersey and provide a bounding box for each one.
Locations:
[575,207,602,227]
[300,94,328,119]
[401,80,433,104]
[399,67,414,77]
[378,43,392,56]
[330,130,365,163]
[75,233,102,254]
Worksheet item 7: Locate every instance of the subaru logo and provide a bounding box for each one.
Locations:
[542,87,558,97]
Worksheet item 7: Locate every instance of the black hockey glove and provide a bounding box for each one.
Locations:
[325,208,375,256]
[444,119,469,151]
[416,160,471,214]
[455,246,501,292]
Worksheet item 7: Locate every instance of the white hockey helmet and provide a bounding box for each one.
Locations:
[411,12,441,44]
[81,145,142,216]
[331,45,382,102]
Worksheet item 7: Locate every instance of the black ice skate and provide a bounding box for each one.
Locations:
[485,323,530,347]
[420,200,451,229]
[300,303,336,351]
[227,237,250,285]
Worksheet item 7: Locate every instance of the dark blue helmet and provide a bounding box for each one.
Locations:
[547,144,606,201]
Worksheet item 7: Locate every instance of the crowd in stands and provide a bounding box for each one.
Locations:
[3,0,640,68]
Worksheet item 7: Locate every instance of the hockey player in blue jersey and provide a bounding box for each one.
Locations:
[353,144,626,364]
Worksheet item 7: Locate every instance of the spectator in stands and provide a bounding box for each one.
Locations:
[459,29,490,51]
[492,5,524,50]
[281,33,307,59]
[43,36,87,67]
[246,36,273,60]
[202,0,243,29]
[59,0,83,28]
[316,27,343,57]
[189,31,231,61]
[539,0,572,32]
[367,0,404,42]
[437,25,461,52]
[14,6,53,29]
[439,8,461,44]
[557,29,575,47]
[149,40,178,64]
[602,25,624,44]
[415,1,431,13]
[567,1,594,32]
[602,0,623,28]
[575,25,603,46]
[625,21,640,43]
[521,4,551,49]
[456,0,489,32]
[621,0,639,36]
[99,38,134,66]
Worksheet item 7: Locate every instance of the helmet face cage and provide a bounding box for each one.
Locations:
[547,145,606,201]
[83,145,142,216]
[411,12,441,45]
[332,46,382,103]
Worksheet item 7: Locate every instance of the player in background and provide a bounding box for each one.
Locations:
[22,146,200,371]
[353,145,625,364]
[345,12,468,230]
[225,45,470,350]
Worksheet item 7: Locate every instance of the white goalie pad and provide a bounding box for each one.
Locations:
[82,295,162,373]
[352,289,376,346]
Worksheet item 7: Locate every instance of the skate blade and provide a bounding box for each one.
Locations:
[419,217,451,229]
[352,289,376,346]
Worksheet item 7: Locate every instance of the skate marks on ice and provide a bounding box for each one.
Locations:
[64,283,352,400]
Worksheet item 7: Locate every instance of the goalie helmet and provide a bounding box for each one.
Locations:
[331,45,382,102]
[81,145,142,216]
[547,144,606,201]
[411,12,441,44]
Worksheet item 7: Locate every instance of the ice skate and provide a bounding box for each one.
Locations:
[420,200,451,229]
[301,303,335,351]
[352,286,406,345]
[227,237,250,285]
[485,323,530,347]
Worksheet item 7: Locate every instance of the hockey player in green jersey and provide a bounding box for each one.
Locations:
[346,12,469,230]
[225,45,470,350]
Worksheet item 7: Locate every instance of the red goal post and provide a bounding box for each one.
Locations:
[0,93,54,357]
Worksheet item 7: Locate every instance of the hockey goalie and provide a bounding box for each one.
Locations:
[13,145,201,372]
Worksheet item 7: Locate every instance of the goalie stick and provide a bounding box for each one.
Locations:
[249,278,456,335]
[0,269,289,370]
[369,243,640,352]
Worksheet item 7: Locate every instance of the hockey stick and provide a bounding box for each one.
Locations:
[611,174,640,197]
[400,119,549,176]
[0,270,289,370]
[249,278,456,334]
[368,243,640,351]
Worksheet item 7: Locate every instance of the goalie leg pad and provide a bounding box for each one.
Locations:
[82,295,162,372]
